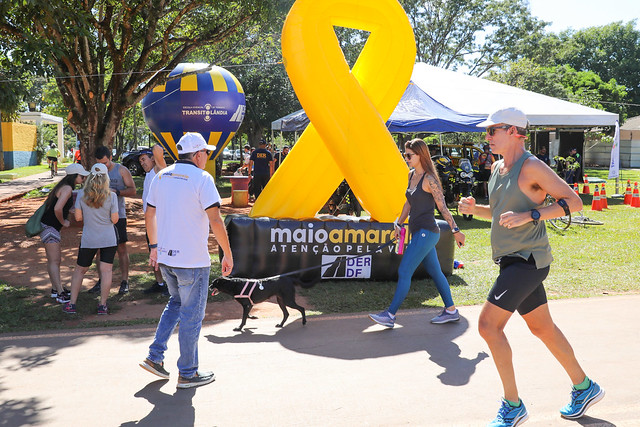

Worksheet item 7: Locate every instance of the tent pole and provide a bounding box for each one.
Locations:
[439,134,443,155]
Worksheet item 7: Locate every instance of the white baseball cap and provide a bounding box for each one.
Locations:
[91,163,109,175]
[176,132,216,154]
[65,163,89,176]
[478,107,529,129]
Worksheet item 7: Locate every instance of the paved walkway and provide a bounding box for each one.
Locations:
[1,295,638,426]
[0,169,64,203]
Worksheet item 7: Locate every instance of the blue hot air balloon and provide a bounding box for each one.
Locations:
[141,63,246,175]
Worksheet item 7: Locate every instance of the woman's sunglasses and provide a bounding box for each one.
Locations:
[487,125,512,136]
[403,153,416,160]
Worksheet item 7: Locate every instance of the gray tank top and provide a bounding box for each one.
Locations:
[488,152,553,268]
[108,162,126,218]
[406,171,439,234]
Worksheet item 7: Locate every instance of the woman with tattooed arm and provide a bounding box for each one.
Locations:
[369,138,465,328]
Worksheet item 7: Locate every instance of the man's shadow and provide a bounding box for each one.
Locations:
[206,310,488,387]
[121,380,195,427]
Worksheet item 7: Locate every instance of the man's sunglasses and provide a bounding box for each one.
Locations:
[487,125,512,136]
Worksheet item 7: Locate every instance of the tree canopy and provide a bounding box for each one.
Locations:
[0,0,283,165]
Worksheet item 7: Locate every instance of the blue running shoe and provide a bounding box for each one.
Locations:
[368,310,395,328]
[560,380,605,419]
[488,399,528,427]
[431,308,460,324]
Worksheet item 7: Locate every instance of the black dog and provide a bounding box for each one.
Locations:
[210,276,317,331]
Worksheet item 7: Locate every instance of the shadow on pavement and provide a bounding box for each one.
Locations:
[121,379,196,427]
[205,310,488,387]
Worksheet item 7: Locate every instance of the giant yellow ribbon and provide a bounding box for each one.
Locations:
[250,0,415,222]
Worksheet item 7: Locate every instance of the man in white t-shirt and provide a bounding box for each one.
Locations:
[139,145,167,295]
[140,132,233,389]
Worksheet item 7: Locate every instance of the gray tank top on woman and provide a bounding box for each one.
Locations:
[108,162,126,218]
[406,171,440,234]
[488,152,553,268]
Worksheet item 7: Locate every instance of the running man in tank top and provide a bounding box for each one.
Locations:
[459,108,604,426]
[92,145,137,295]
[369,138,465,329]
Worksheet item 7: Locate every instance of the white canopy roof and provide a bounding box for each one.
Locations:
[411,63,619,127]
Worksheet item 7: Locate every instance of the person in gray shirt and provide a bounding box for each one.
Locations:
[89,145,136,295]
[63,163,119,315]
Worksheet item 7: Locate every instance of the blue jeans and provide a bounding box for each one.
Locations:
[147,264,210,378]
[388,229,454,314]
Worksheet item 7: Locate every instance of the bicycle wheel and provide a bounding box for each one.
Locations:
[544,195,571,231]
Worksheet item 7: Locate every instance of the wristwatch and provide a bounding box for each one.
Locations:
[452,226,460,234]
[530,209,541,225]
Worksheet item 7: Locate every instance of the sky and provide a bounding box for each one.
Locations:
[528,0,640,33]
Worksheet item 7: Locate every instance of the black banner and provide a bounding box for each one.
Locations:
[223,215,455,281]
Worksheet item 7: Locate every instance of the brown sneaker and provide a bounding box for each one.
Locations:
[139,358,170,379]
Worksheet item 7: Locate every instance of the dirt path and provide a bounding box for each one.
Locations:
[0,194,306,325]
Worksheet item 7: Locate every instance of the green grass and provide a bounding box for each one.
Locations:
[3,167,639,333]
[2,161,72,179]
[300,168,640,314]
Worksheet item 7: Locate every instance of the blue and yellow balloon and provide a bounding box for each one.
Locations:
[141,63,245,176]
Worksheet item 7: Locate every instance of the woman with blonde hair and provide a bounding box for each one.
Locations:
[369,138,465,328]
[63,163,119,315]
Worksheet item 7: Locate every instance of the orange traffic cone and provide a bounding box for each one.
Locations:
[582,174,590,194]
[573,183,579,195]
[632,182,640,208]
[600,183,608,209]
[624,180,632,205]
[591,185,602,211]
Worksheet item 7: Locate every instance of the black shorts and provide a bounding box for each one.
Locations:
[77,246,118,267]
[487,255,549,315]
[47,156,58,162]
[115,218,128,244]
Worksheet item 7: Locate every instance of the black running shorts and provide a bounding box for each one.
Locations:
[77,246,118,267]
[487,255,549,315]
[115,218,128,244]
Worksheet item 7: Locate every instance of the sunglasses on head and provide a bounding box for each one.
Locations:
[403,152,416,160]
[487,125,512,136]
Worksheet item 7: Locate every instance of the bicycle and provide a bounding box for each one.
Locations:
[49,158,57,178]
[544,194,603,231]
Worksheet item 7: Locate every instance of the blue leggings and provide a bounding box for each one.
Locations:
[388,229,454,314]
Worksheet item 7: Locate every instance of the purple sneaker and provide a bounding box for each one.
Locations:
[430,308,460,324]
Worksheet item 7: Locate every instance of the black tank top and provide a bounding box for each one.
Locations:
[406,172,439,234]
[41,189,73,231]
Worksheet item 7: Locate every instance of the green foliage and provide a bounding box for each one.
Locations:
[559,22,640,116]
[0,0,281,164]
[400,0,548,75]
[487,59,628,119]
[512,21,640,117]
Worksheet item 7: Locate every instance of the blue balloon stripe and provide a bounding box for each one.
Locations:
[197,71,214,92]
[219,70,239,94]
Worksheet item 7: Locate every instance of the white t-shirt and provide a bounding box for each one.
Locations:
[147,161,221,268]
[142,168,156,212]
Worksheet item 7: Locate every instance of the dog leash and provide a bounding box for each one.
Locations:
[243,237,399,283]
[211,238,399,300]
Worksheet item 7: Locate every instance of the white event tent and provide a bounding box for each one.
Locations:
[412,63,618,128]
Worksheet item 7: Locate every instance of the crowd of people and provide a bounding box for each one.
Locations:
[35,113,603,422]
